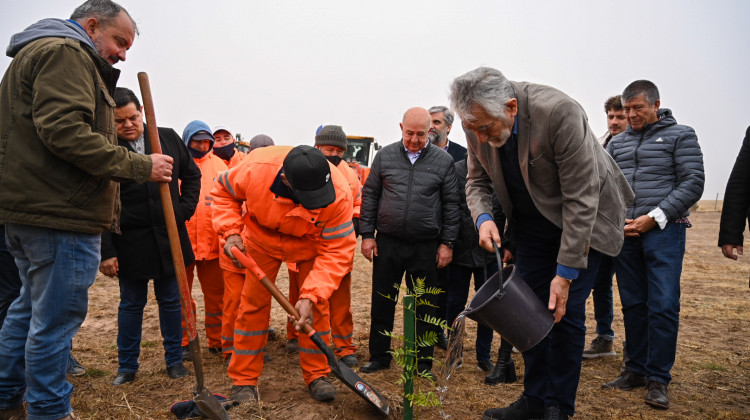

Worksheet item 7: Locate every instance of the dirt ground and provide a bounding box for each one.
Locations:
[68,210,749,419]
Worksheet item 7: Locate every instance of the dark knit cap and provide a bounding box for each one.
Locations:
[314,125,348,149]
[248,134,275,151]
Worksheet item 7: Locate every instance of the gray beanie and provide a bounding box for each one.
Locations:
[315,125,348,150]
[248,134,275,151]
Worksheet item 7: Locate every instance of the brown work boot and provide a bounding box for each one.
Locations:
[308,377,337,401]
[0,404,25,420]
[583,337,616,359]
[57,413,78,420]
[230,385,258,403]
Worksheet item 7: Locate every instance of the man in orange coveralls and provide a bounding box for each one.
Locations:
[213,130,276,364]
[210,125,246,363]
[286,125,362,367]
[212,145,356,403]
[181,120,228,360]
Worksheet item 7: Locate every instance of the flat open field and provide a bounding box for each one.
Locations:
[69,210,750,419]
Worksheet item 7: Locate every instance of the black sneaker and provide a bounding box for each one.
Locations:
[602,370,647,390]
[482,395,544,420]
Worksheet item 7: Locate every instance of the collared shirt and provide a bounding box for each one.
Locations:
[404,142,428,164]
[127,135,145,154]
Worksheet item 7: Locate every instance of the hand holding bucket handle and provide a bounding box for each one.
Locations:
[493,242,505,296]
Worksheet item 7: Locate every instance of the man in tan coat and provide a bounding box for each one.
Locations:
[450,67,633,420]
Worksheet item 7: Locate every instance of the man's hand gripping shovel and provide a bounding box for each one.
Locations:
[229,246,391,416]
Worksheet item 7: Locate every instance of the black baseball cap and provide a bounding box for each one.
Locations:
[283,145,335,209]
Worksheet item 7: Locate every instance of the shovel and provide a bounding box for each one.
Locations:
[229,246,391,417]
[138,72,230,420]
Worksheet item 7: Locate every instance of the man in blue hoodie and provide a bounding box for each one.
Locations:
[0,1,174,419]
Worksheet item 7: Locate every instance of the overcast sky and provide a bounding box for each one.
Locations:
[2,0,749,199]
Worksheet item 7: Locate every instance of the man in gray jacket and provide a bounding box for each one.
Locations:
[0,1,173,419]
[450,67,633,420]
[359,107,460,376]
[603,80,704,410]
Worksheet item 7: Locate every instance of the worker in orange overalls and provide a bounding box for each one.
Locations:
[212,145,355,403]
[180,120,228,360]
[286,126,361,368]
[212,130,275,363]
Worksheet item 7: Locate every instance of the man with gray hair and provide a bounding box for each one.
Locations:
[450,67,633,419]
[0,1,173,419]
[428,105,468,162]
[603,80,704,410]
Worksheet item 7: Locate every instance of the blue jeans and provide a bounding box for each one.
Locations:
[0,223,100,419]
[446,262,498,361]
[117,275,183,372]
[0,225,22,328]
[615,222,685,385]
[590,255,615,339]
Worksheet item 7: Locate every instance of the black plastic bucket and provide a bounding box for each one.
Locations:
[463,246,554,353]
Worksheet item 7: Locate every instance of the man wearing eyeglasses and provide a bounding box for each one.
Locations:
[450,67,634,420]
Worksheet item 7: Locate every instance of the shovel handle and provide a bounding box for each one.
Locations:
[137,72,197,340]
[230,247,313,335]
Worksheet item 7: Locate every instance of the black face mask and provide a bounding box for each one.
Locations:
[189,147,210,159]
[325,155,343,167]
[213,142,236,161]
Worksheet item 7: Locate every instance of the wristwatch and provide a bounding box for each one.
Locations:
[443,241,455,249]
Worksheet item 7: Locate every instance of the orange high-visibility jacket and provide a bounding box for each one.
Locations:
[217,149,246,169]
[335,160,361,218]
[187,153,228,260]
[211,146,356,303]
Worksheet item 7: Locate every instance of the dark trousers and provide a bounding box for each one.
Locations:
[515,223,601,417]
[0,226,22,329]
[435,266,450,323]
[117,275,183,372]
[368,234,438,368]
[590,255,615,339]
[446,263,498,361]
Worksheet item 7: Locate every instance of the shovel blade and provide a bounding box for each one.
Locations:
[194,387,231,420]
